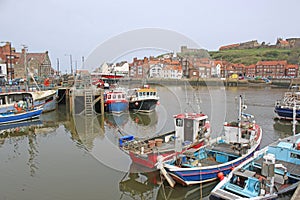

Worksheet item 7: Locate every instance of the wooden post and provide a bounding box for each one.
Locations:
[100,89,104,128]
[68,88,72,114]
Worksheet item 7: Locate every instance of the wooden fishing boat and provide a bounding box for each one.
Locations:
[0,90,57,113]
[119,112,211,170]
[0,107,43,124]
[104,88,128,113]
[160,95,262,187]
[127,85,159,113]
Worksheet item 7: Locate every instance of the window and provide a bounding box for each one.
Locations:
[291,153,300,159]
[107,95,111,99]
[113,95,116,99]
[176,118,183,127]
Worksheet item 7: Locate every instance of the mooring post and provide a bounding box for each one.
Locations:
[100,89,104,128]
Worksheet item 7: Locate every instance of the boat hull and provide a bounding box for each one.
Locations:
[166,151,257,186]
[129,99,158,112]
[274,106,300,120]
[0,108,43,124]
[31,90,57,113]
[104,101,128,113]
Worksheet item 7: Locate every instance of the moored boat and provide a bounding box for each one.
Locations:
[210,133,300,200]
[274,85,300,120]
[0,106,43,124]
[128,85,159,113]
[119,112,211,170]
[30,90,57,112]
[104,88,128,113]
[0,90,57,113]
[160,95,262,187]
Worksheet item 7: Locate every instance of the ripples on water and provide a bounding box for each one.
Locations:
[0,86,296,199]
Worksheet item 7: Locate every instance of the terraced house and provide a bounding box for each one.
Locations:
[0,42,55,83]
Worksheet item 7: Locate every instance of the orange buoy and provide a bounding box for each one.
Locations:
[217,172,224,181]
[297,143,300,150]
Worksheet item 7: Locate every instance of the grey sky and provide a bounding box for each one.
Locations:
[1,0,299,73]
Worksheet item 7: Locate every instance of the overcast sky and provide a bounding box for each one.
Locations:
[1,0,299,73]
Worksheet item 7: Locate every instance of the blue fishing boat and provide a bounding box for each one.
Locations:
[104,88,128,113]
[159,95,262,187]
[210,133,300,200]
[0,107,43,124]
[0,90,57,113]
[211,104,300,200]
[274,85,300,120]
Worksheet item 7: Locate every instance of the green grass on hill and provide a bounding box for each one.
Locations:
[209,48,300,65]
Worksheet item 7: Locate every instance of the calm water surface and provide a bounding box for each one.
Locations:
[0,85,296,200]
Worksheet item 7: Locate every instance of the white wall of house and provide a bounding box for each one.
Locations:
[0,63,7,78]
[149,64,163,78]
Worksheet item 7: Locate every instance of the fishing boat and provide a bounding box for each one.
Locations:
[274,85,300,120]
[128,85,159,113]
[0,90,57,113]
[160,95,262,187]
[210,103,300,200]
[119,112,211,170]
[104,88,128,113]
[210,133,300,199]
[0,106,43,124]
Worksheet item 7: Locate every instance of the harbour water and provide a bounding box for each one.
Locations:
[0,85,296,200]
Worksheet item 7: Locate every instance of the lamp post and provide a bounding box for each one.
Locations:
[0,41,13,81]
[65,54,73,75]
[21,44,28,91]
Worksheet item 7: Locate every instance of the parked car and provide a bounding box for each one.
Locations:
[11,78,25,85]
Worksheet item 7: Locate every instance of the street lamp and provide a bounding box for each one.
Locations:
[21,44,28,91]
[0,41,13,81]
[64,54,73,75]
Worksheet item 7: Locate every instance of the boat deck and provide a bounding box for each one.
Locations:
[255,157,300,177]
[207,142,241,157]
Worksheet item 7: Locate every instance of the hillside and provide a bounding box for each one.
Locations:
[209,48,300,66]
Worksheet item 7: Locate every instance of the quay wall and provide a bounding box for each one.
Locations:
[119,78,291,88]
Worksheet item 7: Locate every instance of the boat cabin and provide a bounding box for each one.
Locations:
[0,92,32,106]
[268,138,300,165]
[173,113,210,146]
[104,91,126,102]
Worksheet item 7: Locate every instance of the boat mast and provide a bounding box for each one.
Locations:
[293,99,297,136]
[237,95,242,143]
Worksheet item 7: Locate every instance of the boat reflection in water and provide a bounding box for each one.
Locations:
[119,163,217,200]
[273,118,300,138]
[156,181,218,200]
[119,163,161,200]
[0,118,60,177]
[104,112,129,130]
[129,111,158,127]
[0,119,43,132]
